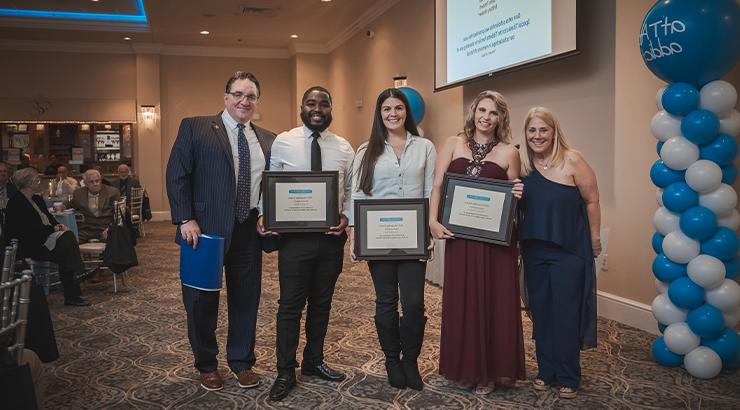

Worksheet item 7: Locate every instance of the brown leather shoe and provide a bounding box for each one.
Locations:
[200,371,223,391]
[234,369,261,388]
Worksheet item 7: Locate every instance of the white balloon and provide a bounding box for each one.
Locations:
[660,136,699,171]
[656,188,664,206]
[699,80,738,118]
[664,322,700,355]
[724,306,740,328]
[687,255,726,289]
[655,278,669,294]
[662,230,700,264]
[654,207,680,236]
[651,110,682,142]
[719,109,740,136]
[652,293,689,325]
[699,184,738,215]
[656,86,666,111]
[684,346,722,379]
[717,209,740,231]
[705,279,740,312]
[685,160,723,194]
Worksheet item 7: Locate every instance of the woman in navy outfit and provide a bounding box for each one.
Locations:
[518,107,601,399]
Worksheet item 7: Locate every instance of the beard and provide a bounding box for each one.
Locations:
[300,111,333,132]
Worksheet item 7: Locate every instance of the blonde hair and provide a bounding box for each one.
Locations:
[460,90,511,144]
[520,106,572,176]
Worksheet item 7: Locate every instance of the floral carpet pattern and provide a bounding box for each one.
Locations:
[40,222,739,409]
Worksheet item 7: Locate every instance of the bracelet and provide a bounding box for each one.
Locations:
[592,242,602,252]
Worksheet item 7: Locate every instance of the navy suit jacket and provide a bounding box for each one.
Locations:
[166,113,276,250]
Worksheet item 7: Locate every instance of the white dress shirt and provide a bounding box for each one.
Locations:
[221,110,266,210]
[268,125,354,216]
[349,133,436,225]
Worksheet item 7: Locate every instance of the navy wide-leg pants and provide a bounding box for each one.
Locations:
[522,239,585,389]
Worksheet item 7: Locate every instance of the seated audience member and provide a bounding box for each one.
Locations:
[66,169,121,243]
[111,163,141,203]
[4,167,90,306]
[50,165,78,198]
[43,155,61,176]
[0,162,18,204]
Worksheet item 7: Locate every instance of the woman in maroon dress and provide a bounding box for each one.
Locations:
[429,90,525,394]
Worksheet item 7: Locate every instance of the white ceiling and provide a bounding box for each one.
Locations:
[0,0,395,51]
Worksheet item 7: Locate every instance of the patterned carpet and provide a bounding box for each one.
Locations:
[39,222,739,409]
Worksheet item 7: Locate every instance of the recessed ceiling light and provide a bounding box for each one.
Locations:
[123,37,131,41]
[321,0,332,2]
[91,0,100,2]
[290,34,299,38]
[200,30,210,35]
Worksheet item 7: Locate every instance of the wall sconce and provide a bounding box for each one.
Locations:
[80,124,90,132]
[35,124,45,131]
[140,105,156,121]
[393,75,408,88]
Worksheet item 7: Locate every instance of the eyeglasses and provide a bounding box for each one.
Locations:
[227,92,259,103]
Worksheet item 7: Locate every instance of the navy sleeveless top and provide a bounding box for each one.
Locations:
[519,169,597,349]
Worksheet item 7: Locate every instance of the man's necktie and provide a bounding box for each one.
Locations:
[236,124,251,223]
[311,132,322,171]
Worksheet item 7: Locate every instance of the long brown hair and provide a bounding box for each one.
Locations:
[520,106,573,176]
[460,90,512,144]
[357,88,419,195]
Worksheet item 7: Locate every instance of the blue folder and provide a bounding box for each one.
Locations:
[179,234,225,291]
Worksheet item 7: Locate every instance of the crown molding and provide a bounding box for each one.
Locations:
[0,38,291,59]
[0,17,149,32]
[326,0,400,52]
[161,44,290,59]
[0,39,133,54]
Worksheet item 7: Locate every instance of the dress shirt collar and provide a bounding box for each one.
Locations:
[221,110,251,132]
[383,131,415,148]
[302,125,330,140]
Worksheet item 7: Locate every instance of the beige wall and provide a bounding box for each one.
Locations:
[328,0,463,148]
[0,51,136,121]
[293,53,331,126]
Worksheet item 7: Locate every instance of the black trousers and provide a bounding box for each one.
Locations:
[182,210,262,373]
[275,231,346,375]
[36,230,83,300]
[368,260,426,327]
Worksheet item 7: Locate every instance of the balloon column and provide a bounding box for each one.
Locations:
[641,0,740,379]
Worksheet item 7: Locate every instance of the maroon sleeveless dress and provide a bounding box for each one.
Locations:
[438,158,526,386]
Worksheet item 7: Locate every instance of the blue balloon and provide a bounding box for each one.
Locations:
[662,182,699,213]
[679,206,718,241]
[650,160,686,188]
[725,258,739,280]
[652,336,684,367]
[687,304,725,338]
[656,141,664,156]
[662,83,699,116]
[652,232,664,254]
[722,164,737,184]
[658,323,667,333]
[701,227,740,261]
[726,347,740,369]
[639,0,740,87]
[681,109,720,145]
[652,253,687,282]
[700,134,738,166]
[398,87,425,124]
[702,329,740,362]
[668,276,705,309]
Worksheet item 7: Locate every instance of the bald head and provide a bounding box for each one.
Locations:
[117,164,131,180]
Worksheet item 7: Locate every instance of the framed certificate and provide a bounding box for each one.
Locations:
[354,198,430,260]
[262,171,339,232]
[439,172,516,246]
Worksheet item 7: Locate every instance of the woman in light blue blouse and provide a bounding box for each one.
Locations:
[350,88,436,390]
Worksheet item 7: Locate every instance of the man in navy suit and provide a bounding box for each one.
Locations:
[166,71,275,391]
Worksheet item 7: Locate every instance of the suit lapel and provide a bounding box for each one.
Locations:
[250,123,272,169]
[211,115,235,173]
